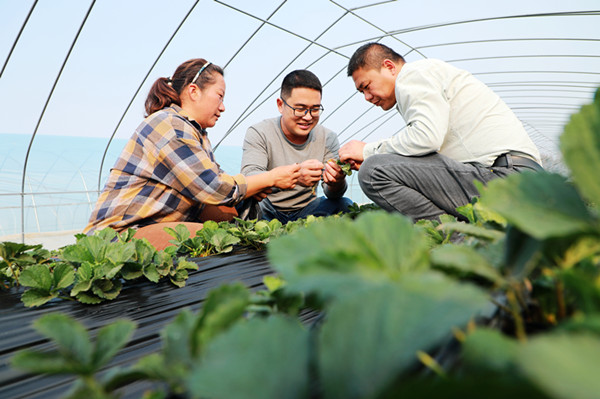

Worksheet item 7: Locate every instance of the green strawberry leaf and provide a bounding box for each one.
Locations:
[11,350,75,375]
[19,264,53,290]
[519,333,600,399]
[21,288,57,307]
[192,283,250,355]
[560,88,600,212]
[479,172,595,239]
[33,313,93,368]
[188,316,309,399]
[53,263,75,290]
[318,276,488,399]
[92,319,136,369]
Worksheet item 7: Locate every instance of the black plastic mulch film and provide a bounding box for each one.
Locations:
[0,250,316,398]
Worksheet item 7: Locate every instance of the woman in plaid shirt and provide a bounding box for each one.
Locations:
[84,58,300,248]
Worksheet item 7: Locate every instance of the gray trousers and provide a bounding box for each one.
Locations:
[358,153,521,221]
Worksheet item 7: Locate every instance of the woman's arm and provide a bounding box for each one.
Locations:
[244,164,301,198]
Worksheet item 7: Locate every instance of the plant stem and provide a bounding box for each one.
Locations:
[506,289,527,342]
[8,263,20,286]
[81,374,108,397]
[556,279,566,320]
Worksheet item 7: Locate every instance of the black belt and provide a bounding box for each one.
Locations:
[492,153,543,171]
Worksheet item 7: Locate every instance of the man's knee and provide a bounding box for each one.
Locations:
[357,157,374,186]
[358,155,386,193]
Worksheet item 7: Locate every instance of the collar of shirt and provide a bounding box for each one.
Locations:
[166,104,208,139]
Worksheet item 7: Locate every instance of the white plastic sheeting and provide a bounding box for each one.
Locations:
[1,0,599,241]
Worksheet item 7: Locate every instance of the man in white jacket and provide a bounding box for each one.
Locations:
[339,42,542,221]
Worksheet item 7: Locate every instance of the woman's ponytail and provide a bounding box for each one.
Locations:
[144,77,180,117]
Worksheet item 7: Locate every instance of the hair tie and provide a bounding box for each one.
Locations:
[166,76,173,86]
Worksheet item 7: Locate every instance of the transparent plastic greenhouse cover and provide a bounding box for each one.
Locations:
[1,0,599,247]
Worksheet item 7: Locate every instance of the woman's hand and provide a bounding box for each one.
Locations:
[270,163,301,189]
[244,163,300,198]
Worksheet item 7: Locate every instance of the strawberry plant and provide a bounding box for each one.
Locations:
[164,223,207,257]
[0,241,52,288]
[62,234,134,304]
[225,218,284,250]
[19,263,75,307]
[344,202,381,219]
[196,221,241,255]
[2,227,201,306]
[246,275,305,317]
[165,220,242,257]
[11,313,138,399]
[130,283,251,396]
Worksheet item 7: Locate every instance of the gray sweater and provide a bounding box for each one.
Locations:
[241,117,344,211]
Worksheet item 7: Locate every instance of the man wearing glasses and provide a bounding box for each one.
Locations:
[241,69,352,223]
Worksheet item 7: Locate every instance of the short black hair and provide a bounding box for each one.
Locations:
[280,70,322,99]
[347,42,405,76]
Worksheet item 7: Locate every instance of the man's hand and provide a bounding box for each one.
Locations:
[339,140,366,170]
[322,159,345,185]
[298,159,324,187]
[252,189,271,201]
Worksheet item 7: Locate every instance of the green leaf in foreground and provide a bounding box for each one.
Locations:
[192,283,250,355]
[479,171,595,239]
[62,235,107,264]
[560,88,600,211]
[518,333,600,399]
[161,309,197,376]
[268,212,430,298]
[318,275,489,399]
[556,314,600,335]
[462,328,519,373]
[11,350,73,375]
[91,319,136,369]
[12,314,137,397]
[131,312,197,395]
[188,316,309,399]
[430,244,504,285]
[439,221,504,241]
[12,313,93,374]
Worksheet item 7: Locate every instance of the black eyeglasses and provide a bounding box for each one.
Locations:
[281,98,324,117]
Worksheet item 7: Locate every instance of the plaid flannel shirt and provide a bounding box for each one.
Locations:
[84,105,247,233]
